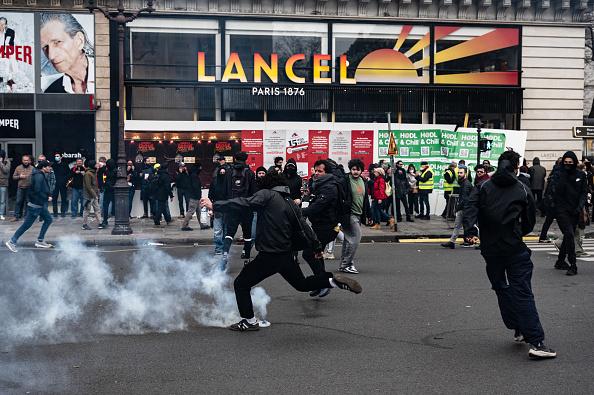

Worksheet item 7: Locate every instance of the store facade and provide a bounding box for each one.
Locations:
[122,17,528,184]
[0,8,103,198]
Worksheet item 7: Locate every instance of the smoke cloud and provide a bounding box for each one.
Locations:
[0,238,270,349]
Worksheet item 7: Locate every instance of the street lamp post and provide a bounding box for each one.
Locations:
[85,0,155,235]
[476,118,483,168]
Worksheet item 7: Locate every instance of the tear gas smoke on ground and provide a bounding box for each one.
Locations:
[0,238,270,348]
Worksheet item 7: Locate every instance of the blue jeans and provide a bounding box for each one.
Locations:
[213,212,225,254]
[15,187,28,219]
[0,186,7,216]
[419,192,430,216]
[484,250,545,345]
[11,205,53,244]
[71,188,83,217]
[371,200,389,224]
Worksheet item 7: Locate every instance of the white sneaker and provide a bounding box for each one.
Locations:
[0,215,5,220]
[5,240,17,253]
[34,241,54,249]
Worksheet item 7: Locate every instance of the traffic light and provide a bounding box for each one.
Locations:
[478,138,493,152]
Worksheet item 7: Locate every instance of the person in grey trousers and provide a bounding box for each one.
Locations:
[0,150,11,220]
[339,159,371,274]
[441,166,473,249]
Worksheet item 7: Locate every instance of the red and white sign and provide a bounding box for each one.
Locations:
[308,129,330,170]
[329,130,352,169]
[351,130,374,168]
[241,130,264,171]
[263,130,286,168]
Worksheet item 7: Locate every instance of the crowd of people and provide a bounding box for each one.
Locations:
[6,147,589,358]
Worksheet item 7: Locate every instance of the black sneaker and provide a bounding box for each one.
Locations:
[240,251,250,259]
[333,273,362,294]
[228,319,259,332]
[309,289,321,297]
[441,242,455,249]
[528,343,557,359]
[514,329,524,342]
[538,239,551,243]
[554,260,570,270]
[181,227,193,231]
[566,265,577,276]
[81,224,91,230]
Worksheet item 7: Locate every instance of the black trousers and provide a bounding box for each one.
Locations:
[441,192,451,216]
[394,196,410,220]
[557,211,578,266]
[539,214,554,240]
[484,250,545,345]
[234,251,332,319]
[224,210,254,256]
[407,192,419,214]
[303,227,338,276]
[52,183,68,215]
[101,190,114,224]
[153,199,172,225]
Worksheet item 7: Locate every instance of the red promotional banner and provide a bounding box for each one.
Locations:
[308,130,330,170]
[286,130,308,163]
[351,130,374,167]
[241,130,264,171]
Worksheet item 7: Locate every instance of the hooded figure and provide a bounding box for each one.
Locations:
[283,158,302,201]
[544,151,587,276]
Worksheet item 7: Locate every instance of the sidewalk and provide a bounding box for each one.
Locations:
[0,214,568,247]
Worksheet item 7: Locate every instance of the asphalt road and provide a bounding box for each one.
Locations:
[1,242,593,394]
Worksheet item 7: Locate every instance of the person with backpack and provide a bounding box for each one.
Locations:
[199,171,361,331]
[301,159,340,298]
[220,151,256,268]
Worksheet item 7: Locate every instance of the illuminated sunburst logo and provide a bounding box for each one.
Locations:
[354,25,519,86]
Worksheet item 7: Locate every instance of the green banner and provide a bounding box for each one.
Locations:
[378,129,507,189]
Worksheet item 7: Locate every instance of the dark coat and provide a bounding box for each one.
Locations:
[455,178,473,212]
[393,167,410,197]
[464,162,536,257]
[154,168,173,201]
[214,186,321,253]
[52,160,70,185]
[302,174,339,231]
[27,169,50,207]
[186,168,202,200]
[528,164,546,191]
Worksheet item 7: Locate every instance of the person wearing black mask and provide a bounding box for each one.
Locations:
[544,151,587,276]
[98,158,117,229]
[283,159,302,205]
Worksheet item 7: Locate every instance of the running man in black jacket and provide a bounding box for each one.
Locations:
[200,171,361,332]
[463,150,556,360]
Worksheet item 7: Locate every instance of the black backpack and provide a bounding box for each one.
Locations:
[231,167,251,198]
[328,161,351,225]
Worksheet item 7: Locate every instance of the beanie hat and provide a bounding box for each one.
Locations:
[256,166,267,174]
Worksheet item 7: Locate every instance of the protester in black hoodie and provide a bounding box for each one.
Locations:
[153,163,174,226]
[544,151,587,276]
[301,159,340,298]
[283,159,303,204]
[199,171,361,332]
[51,153,70,217]
[221,151,256,266]
[463,150,556,360]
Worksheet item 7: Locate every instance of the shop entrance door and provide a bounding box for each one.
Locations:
[0,140,35,199]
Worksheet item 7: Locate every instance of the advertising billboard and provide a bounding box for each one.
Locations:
[0,12,34,93]
[39,12,95,94]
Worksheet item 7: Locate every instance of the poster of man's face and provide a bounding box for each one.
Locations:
[39,13,94,94]
[0,12,35,93]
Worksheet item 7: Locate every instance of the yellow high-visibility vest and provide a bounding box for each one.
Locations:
[419,167,434,191]
[443,168,455,192]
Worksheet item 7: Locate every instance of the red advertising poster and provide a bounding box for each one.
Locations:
[241,130,264,171]
[308,130,330,170]
[351,130,374,167]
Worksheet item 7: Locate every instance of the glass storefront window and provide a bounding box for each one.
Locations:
[333,24,430,84]
[225,21,328,83]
